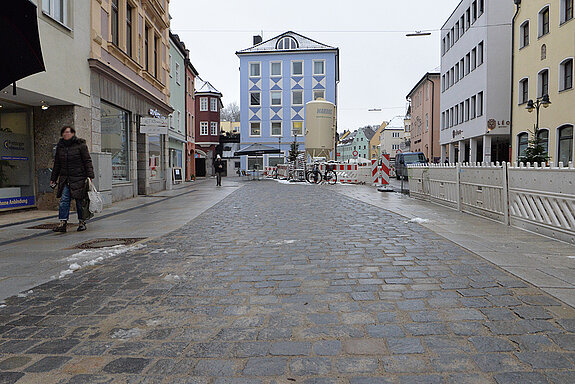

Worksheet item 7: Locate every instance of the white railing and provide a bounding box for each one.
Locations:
[409,162,575,244]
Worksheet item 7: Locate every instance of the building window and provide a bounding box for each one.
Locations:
[148,134,163,180]
[442,38,446,55]
[479,0,484,16]
[175,62,180,85]
[111,0,119,46]
[517,132,529,158]
[277,36,298,50]
[200,97,208,111]
[454,105,459,125]
[520,21,530,48]
[460,102,464,122]
[539,6,550,37]
[455,63,460,83]
[558,125,573,165]
[313,90,325,100]
[455,22,460,41]
[313,60,325,75]
[471,48,477,71]
[465,99,470,121]
[292,90,303,105]
[101,102,129,182]
[450,28,455,45]
[460,15,465,35]
[210,122,218,135]
[560,58,573,91]
[42,0,68,25]
[210,98,218,112]
[466,8,471,30]
[126,3,133,57]
[271,122,282,136]
[292,61,303,76]
[472,1,477,23]
[144,25,150,71]
[460,59,465,79]
[271,91,282,106]
[247,156,264,171]
[465,53,471,74]
[154,34,159,79]
[562,0,574,23]
[538,69,549,97]
[446,33,450,50]
[477,92,483,116]
[200,122,208,135]
[268,155,284,167]
[519,78,529,104]
[470,95,477,119]
[249,62,261,77]
[537,129,549,155]
[442,112,446,129]
[271,62,282,76]
[250,122,261,136]
[292,121,303,136]
[478,42,484,65]
[450,109,454,127]
[250,92,261,107]
[177,111,182,132]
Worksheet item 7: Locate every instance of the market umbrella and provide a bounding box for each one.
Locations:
[0,0,46,92]
[234,143,282,156]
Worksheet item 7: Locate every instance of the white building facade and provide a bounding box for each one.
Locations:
[440,0,515,164]
[379,117,405,160]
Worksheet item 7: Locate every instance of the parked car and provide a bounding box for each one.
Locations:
[395,152,427,179]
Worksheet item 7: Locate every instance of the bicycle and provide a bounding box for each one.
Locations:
[306,163,337,185]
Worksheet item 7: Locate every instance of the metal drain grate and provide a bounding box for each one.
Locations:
[28,223,78,230]
[73,238,147,249]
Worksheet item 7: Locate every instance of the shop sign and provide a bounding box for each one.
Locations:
[140,117,168,135]
[0,196,35,210]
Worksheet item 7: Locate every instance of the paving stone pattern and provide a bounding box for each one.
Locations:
[1,182,575,383]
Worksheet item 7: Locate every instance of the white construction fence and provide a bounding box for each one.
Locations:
[408,162,575,244]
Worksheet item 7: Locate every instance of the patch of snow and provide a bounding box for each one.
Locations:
[271,239,297,245]
[111,328,142,339]
[0,304,5,308]
[408,217,430,224]
[145,319,163,327]
[56,244,146,280]
[163,274,181,283]
[17,290,33,298]
[568,256,575,259]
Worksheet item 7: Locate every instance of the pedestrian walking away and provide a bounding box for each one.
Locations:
[215,154,224,186]
[50,126,95,232]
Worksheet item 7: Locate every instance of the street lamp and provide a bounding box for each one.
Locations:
[526,94,551,131]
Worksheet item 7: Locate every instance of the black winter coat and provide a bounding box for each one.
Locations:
[215,158,224,173]
[50,137,95,199]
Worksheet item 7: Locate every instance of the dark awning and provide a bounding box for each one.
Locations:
[234,143,282,156]
[0,0,46,92]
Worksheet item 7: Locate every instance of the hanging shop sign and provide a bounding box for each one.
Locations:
[140,116,168,135]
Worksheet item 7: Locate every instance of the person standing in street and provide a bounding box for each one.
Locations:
[50,126,95,232]
[214,154,224,186]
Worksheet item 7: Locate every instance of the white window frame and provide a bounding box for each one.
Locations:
[175,62,180,85]
[538,68,550,98]
[517,131,530,158]
[519,77,530,104]
[538,5,550,37]
[313,90,325,100]
[292,121,303,136]
[169,54,173,78]
[313,60,326,75]
[42,0,69,27]
[200,97,208,111]
[210,122,218,135]
[478,42,484,66]
[270,61,282,77]
[559,57,574,91]
[177,110,182,132]
[292,60,304,76]
[200,121,208,136]
[210,98,218,112]
[277,36,298,50]
[271,122,282,137]
[520,20,530,48]
[477,92,484,116]
[250,92,261,107]
[249,62,261,78]
[292,90,303,105]
[270,91,282,106]
[250,122,261,137]
[561,0,574,24]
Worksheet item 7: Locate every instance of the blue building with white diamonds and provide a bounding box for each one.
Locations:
[236,32,339,171]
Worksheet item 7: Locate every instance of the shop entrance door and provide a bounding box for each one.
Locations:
[195,158,206,177]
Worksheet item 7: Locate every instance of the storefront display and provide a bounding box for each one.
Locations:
[101,102,130,182]
[148,134,163,180]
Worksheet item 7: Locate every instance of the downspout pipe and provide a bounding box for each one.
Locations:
[510,0,522,162]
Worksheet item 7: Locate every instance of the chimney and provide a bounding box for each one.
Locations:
[253,35,262,45]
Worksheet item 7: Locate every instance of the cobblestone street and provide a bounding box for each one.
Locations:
[1,181,575,383]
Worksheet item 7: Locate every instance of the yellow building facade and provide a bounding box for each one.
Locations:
[512,0,574,165]
[370,122,388,159]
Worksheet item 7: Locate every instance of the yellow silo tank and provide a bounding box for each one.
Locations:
[304,99,336,161]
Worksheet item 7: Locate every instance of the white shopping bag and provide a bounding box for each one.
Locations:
[87,179,104,213]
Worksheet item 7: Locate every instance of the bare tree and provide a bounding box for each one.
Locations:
[221,102,240,122]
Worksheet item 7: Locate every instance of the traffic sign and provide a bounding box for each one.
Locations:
[353,150,358,157]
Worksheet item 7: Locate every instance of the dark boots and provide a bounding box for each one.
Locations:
[53,220,67,233]
[77,220,87,232]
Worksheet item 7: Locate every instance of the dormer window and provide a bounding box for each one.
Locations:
[276,36,298,50]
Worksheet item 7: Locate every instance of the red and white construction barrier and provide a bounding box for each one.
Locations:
[263,166,277,177]
[371,160,379,185]
[381,154,390,185]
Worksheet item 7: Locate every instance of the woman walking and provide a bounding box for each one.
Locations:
[50,126,94,232]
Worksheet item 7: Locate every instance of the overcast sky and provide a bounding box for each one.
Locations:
[170,0,461,132]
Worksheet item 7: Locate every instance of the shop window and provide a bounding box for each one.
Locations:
[558,125,573,165]
[148,135,163,181]
[101,102,129,182]
[268,155,284,167]
[247,156,263,170]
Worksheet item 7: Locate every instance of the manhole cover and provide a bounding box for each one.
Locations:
[74,238,146,249]
[28,223,78,230]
